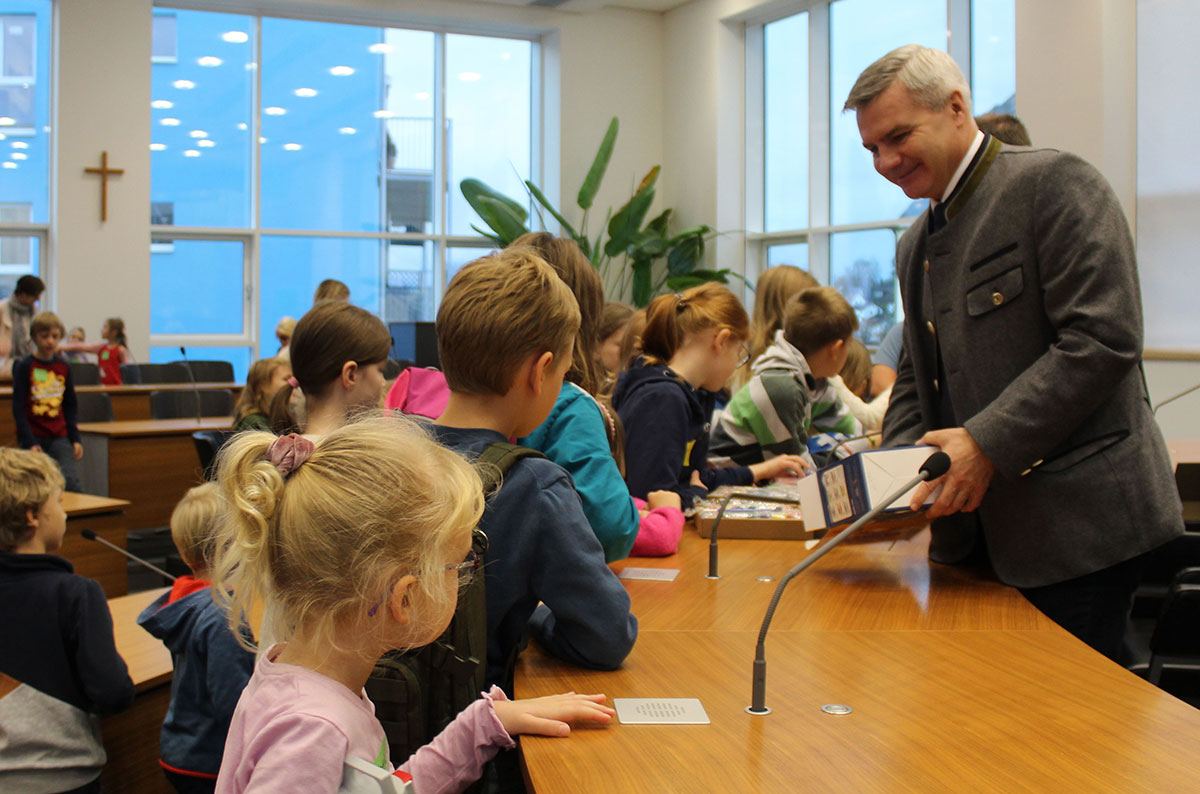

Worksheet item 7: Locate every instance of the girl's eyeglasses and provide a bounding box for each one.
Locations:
[736,343,751,369]
[367,532,488,617]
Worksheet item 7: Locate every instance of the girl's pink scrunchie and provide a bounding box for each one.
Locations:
[267,433,314,478]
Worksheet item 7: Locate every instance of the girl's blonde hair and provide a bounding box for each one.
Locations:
[211,414,485,656]
[0,448,64,552]
[170,482,225,573]
[640,282,749,366]
[234,357,288,426]
[839,337,872,398]
[105,317,128,348]
[748,265,819,366]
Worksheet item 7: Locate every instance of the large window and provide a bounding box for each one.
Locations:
[150,7,537,376]
[748,0,1015,346]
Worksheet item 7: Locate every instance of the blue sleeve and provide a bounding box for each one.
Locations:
[62,361,80,443]
[11,357,34,448]
[522,392,639,563]
[873,322,905,369]
[70,578,135,714]
[204,608,255,726]
[525,472,637,671]
[698,464,755,491]
[618,385,706,506]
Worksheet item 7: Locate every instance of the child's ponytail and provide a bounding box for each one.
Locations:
[640,283,750,366]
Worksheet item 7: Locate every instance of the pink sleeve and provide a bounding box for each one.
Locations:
[398,686,515,794]
[629,504,685,557]
[223,712,349,794]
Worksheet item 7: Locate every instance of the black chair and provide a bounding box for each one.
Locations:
[149,389,235,419]
[192,429,234,480]
[137,363,191,384]
[119,363,141,384]
[67,362,100,385]
[171,359,235,383]
[382,358,404,380]
[75,392,114,423]
[1139,568,1200,698]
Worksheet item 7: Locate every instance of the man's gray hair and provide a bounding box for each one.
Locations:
[843,44,971,113]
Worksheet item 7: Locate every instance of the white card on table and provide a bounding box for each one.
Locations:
[618,567,679,582]
[614,698,710,725]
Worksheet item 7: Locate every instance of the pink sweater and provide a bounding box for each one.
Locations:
[630,498,685,557]
[216,644,514,794]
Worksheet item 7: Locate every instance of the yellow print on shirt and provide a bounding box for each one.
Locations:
[30,367,65,419]
[683,439,695,467]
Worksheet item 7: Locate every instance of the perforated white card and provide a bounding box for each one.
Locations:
[614,698,710,724]
[617,567,680,582]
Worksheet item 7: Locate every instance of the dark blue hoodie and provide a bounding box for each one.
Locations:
[137,578,254,778]
[612,360,753,508]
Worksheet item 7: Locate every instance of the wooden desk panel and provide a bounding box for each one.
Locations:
[616,530,1053,632]
[62,493,131,598]
[518,630,1200,793]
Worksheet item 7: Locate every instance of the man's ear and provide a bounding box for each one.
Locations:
[527,351,555,397]
[947,89,968,121]
[387,574,419,624]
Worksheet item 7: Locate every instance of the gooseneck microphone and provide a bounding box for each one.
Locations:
[746,450,951,715]
[179,346,203,425]
[80,528,177,582]
[707,488,802,579]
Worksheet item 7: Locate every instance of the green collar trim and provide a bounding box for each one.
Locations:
[944,136,1002,224]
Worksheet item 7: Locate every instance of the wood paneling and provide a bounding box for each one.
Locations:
[62,493,131,597]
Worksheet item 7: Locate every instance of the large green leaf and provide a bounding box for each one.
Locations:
[525,181,579,239]
[577,117,619,210]
[666,233,704,275]
[473,196,530,245]
[631,255,654,307]
[667,224,711,244]
[461,178,528,225]
[629,229,669,258]
[604,184,657,257]
[666,269,731,291]
[645,208,672,238]
[591,208,612,267]
[469,224,503,247]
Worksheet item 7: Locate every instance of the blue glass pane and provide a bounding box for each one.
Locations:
[830,229,900,346]
[259,235,383,359]
[971,0,1016,116]
[150,239,243,334]
[150,345,250,383]
[385,239,434,322]
[446,246,494,285]
[0,234,38,297]
[260,18,390,231]
[830,0,945,225]
[766,243,809,272]
[150,9,252,228]
[0,2,51,223]
[446,35,532,236]
[383,30,435,234]
[764,12,808,232]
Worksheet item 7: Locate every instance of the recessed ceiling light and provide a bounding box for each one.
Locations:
[0,117,15,126]
[372,109,396,119]
[173,79,195,89]
[2,162,15,169]
[245,62,257,71]
[338,127,357,135]
[258,136,268,144]
[413,91,430,101]
[222,31,249,43]
[294,87,317,98]
[161,117,181,126]
[457,72,482,82]
[236,123,248,131]
[197,56,222,67]
[330,65,354,76]
[11,141,27,149]
[198,139,215,148]
[150,143,166,151]
[368,43,392,54]
[184,150,201,157]
[11,152,26,160]
[151,99,174,109]
[264,106,286,116]
[502,52,511,60]
[283,143,302,151]
[189,130,208,138]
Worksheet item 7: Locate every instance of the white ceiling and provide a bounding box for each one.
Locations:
[459,0,693,13]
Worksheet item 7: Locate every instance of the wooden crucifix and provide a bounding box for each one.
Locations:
[84,151,124,222]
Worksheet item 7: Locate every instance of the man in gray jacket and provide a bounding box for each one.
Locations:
[845,44,1182,660]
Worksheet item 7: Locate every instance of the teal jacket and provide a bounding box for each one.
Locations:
[519,382,639,562]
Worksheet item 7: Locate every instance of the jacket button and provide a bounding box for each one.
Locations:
[923,259,931,273]
[926,320,935,335]
[932,378,939,391]
[991,291,1004,306]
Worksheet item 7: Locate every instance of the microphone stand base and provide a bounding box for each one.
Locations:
[705,575,721,580]
[745,706,771,715]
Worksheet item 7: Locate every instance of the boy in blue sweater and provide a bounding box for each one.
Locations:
[138,482,254,793]
[431,247,638,691]
[0,447,134,793]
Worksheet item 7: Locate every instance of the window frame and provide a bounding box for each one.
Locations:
[149,3,544,364]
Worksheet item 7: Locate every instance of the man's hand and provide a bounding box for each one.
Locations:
[910,427,995,518]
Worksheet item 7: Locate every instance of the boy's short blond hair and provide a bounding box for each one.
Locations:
[782,287,860,357]
[0,448,65,552]
[437,248,580,395]
[30,311,65,339]
[170,482,225,573]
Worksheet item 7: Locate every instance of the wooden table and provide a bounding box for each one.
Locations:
[516,530,1200,792]
[78,417,231,530]
[62,492,131,598]
[105,587,173,794]
[0,382,241,446]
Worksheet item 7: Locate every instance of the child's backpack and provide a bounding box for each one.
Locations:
[364,441,544,768]
[384,367,450,420]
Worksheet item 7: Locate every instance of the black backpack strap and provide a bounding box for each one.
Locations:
[475,441,545,494]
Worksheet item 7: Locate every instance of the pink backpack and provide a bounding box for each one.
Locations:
[385,367,450,419]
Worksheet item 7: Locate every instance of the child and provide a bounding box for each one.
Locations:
[232,357,290,433]
[432,249,638,687]
[62,327,93,364]
[312,278,350,304]
[211,418,614,793]
[138,483,254,794]
[267,301,390,437]
[596,301,635,384]
[0,447,134,793]
[613,283,806,508]
[12,311,83,492]
[830,337,891,433]
[274,316,296,360]
[735,264,819,390]
[710,286,859,466]
[59,317,131,385]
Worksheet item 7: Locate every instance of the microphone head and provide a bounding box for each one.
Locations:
[80,528,97,541]
[179,346,187,357]
[920,451,951,480]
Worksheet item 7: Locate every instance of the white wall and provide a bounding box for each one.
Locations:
[51,0,664,358]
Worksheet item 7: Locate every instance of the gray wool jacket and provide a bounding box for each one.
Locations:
[882,136,1183,588]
